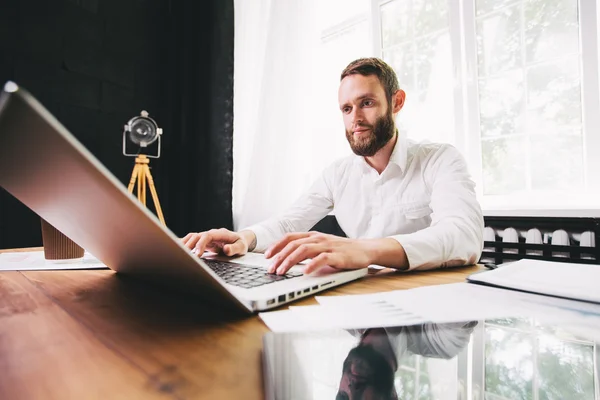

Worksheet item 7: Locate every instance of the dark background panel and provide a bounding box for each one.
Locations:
[0,0,234,249]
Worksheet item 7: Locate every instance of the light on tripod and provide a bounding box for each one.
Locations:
[124,111,166,226]
[123,110,162,157]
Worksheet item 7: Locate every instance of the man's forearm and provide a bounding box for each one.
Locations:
[239,230,257,252]
[363,238,409,270]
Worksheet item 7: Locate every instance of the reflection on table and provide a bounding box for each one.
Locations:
[262,318,600,400]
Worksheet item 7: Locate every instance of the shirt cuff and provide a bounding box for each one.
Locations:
[241,224,272,253]
[388,233,441,271]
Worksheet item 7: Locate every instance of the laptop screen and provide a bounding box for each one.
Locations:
[262,318,600,400]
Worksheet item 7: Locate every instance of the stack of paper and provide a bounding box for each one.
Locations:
[259,281,600,342]
[467,258,600,304]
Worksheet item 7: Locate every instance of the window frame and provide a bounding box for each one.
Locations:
[368,0,600,216]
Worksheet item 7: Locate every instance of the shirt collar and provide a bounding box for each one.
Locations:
[388,130,408,173]
[354,130,408,174]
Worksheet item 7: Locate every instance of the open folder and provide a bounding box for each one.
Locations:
[467,258,600,304]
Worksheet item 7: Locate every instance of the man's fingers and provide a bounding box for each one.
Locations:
[211,228,244,244]
[182,233,195,244]
[276,243,325,275]
[183,233,201,249]
[304,253,334,274]
[223,240,246,256]
[192,233,213,255]
[267,236,318,273]
[190,229,246,256]
[265,232,312,258]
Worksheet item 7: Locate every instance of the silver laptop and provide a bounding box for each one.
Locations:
[0,81,367,313]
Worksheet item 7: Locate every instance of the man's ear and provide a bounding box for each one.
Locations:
[392,89,406,114]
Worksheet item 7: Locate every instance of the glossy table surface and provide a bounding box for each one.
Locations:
[0,247,483,399]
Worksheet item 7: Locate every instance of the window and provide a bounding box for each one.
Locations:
[317,0,600,214]
[378,0,455,145]
[483,318,597,399]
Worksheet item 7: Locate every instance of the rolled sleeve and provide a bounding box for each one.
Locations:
[242,222,275,253]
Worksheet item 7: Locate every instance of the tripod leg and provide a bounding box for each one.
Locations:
[144,166,166,226]
[137,162,145,204]
[127,164,140,194]
[141,165,147,206]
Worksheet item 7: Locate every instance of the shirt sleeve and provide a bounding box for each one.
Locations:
[390,145,484,270]
[404,321,478,359]
[242,164,336,252]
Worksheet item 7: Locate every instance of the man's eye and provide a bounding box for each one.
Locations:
[343,107,351,113]
[363,100,374,106]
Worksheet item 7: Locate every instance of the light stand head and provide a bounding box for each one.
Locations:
[123,110,162,158]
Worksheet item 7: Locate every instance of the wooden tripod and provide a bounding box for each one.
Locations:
[127,155,166,225]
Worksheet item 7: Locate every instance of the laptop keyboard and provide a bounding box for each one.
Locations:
[202,259,303,289]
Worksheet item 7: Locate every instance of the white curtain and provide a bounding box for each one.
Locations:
[233,0,323,230]
[233,1,374,231]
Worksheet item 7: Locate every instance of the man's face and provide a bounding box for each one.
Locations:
[337,344,397,400]
[338,74,396,157]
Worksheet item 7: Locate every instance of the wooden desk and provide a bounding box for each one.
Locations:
[0,247,483,399]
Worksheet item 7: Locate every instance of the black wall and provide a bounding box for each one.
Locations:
[0,0,234,249]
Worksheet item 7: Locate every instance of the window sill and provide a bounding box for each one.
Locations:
[483,208,600,218]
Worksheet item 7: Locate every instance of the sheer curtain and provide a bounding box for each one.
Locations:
[233,0,322,230]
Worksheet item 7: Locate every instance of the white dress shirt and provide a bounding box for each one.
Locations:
[245,134,484,271]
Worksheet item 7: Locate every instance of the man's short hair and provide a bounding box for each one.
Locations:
[341,58,400,106]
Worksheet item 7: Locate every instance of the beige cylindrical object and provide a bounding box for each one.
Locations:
[41,219,84,260]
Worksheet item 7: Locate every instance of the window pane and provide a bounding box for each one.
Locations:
[476,0,516,16]
[396,354,418,400]
[383,44,415,93]
[526,58,582,130]
[524,0,579,63]
[537,336,595,400]
[381,0,449,48]
[482,136,527,195]
[381,0,411,48]
[485,327,534,399]
[413,0,449,36]
[477,5,522,77]
[479,70,525,137]
[383,6,453,145]
[415,33,451,92]
[530,133,583,191]
[475,0,585,200]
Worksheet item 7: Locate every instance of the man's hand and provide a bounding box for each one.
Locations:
[182,229,256,257]
[265,231,400,275]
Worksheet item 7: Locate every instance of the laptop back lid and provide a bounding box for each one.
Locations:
[0,82,251,313]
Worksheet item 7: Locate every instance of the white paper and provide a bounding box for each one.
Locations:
[0,250,107,271]
[259,302,426,333]
[260,282,600,338]
[468,259,600,304]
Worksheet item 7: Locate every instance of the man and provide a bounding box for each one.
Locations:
[338,321,478,400]
[183,57,483,275]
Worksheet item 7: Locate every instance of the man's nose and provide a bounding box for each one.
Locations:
[351,109,364,125]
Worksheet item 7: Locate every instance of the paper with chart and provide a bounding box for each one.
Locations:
[0,250,107,271]
[259,282,600,341]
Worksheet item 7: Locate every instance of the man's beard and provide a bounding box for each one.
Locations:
[346,109,396,157]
